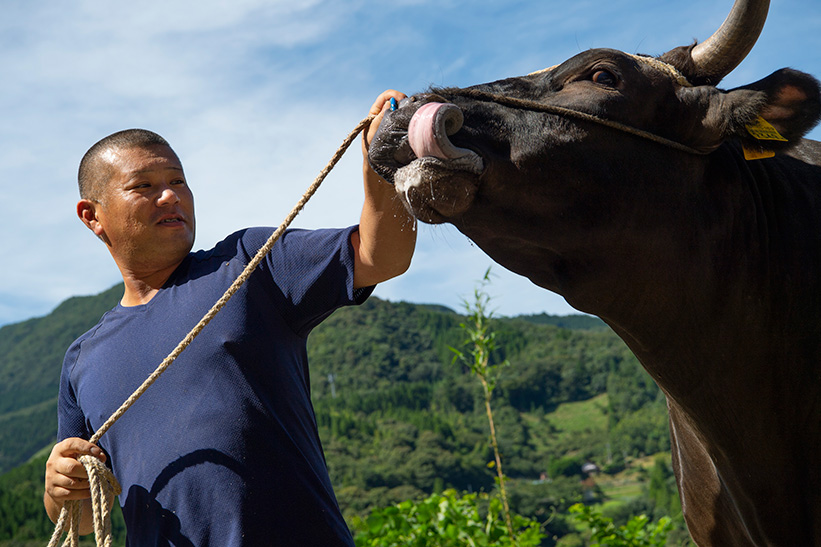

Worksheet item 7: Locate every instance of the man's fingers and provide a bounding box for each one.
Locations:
[369,89,405,117]
[48,484,92,501]
[45,438,107,500]
[364,90,407,150]
[51,437,106,463]
[53,457,91,479]
[46,471,92,502]
[44,438,106,510]
[50,472,89,490]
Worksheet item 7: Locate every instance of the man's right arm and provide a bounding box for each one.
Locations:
[44,437,107,535]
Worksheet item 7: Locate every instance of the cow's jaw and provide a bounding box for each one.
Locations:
[394,154,483,223]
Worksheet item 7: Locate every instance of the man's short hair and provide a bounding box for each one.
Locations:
[78,129,173,201]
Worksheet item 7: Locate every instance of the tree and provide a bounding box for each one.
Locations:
[450,269,516,543]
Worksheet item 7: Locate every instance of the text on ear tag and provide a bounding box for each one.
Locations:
[746,116,788,142]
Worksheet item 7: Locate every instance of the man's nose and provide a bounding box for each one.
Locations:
[156,186,180,206]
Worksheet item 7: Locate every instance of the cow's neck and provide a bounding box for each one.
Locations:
[580,147,821,543]
[544,145,814,404]
[586,144,821,445]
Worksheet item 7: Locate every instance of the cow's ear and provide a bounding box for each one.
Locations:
[730,68,821,153]
[678,68,820,156]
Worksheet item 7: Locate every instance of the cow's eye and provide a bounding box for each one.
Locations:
[592,70,618,87]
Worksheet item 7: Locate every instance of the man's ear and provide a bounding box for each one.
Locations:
[77,199,107,242]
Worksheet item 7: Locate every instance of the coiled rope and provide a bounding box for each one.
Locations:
[47,114,375,547]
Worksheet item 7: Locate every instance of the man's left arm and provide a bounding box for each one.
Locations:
[352,90,417,289]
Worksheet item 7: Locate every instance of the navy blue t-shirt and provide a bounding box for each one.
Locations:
[58,226,369,546]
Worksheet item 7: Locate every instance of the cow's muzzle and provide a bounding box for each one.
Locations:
[368,94,481,184]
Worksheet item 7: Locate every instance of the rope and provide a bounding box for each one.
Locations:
[47,113,375,547]
[444,88,709,156]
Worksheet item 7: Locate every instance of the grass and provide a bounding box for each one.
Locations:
[598,475,644,502]
[595,453,666,505]
[522,393,610,453]
[546,393,609,437]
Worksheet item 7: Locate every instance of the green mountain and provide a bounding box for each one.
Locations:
[0,285,122,473]
[0,285,679,545]
[516,312,607,330]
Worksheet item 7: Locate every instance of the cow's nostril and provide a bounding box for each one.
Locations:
[393,137,415,166]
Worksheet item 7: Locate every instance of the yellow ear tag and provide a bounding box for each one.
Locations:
[743,145,776,161]
[746,116,788,142]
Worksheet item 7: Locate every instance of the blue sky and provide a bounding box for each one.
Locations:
[1,0,818,327]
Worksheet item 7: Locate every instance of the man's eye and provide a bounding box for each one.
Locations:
[171,179,186,185]
[592,70,618,87]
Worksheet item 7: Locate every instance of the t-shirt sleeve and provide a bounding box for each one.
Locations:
[242,226,374,336]
[57,341,92,442]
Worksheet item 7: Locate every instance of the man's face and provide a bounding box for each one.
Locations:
[92,144,196,273]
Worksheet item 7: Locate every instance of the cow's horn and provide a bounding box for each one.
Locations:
[690,0,769,82]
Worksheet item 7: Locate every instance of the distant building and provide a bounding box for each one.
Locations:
[581,462,600,503]
[582,461,600,476]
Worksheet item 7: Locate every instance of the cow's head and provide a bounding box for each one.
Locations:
[368,0,821,314]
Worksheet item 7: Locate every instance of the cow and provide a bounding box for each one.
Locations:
[367,0,821,544]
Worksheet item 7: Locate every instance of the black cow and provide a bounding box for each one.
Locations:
[368,0,821,544]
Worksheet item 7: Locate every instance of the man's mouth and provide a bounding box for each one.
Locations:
[158,215,185,225]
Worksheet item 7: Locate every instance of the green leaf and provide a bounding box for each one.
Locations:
[365,514,384,534]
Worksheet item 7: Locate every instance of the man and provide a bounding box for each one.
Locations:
[44,90,414,545]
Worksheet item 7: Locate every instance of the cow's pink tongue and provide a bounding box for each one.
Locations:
[408,102,471,160]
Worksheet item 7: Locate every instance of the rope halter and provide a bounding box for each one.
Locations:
[493,54,707,155]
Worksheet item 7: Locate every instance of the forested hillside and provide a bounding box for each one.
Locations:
[0,286,686,545]
[0,285,122,474]
[305,298,673,532]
